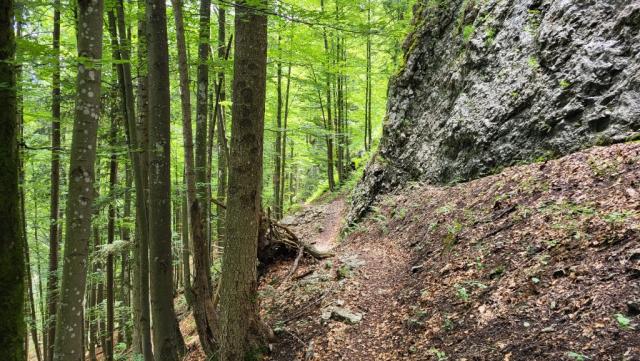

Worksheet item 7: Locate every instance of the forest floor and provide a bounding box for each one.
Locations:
[180,142,640,360]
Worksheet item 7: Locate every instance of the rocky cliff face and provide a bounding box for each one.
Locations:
[349,0,640,222]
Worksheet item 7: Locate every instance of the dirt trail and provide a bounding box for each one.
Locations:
[307,199,345,253]
[282,198,346,253]
[264,196,414,360]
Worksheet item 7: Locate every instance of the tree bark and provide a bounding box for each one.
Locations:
[320,0,335,192]
[195,0,211,260]
[105,104,118,361]
[119,166,132,346]
[219,1,269,359]
[0,0,25,357]
[216,5,228,249]
[52,0,103,359]
[273,35,283,219]
[46,2,62,359]
[132,1,154,357]
[146,0,184,358]
[279,62,292,217]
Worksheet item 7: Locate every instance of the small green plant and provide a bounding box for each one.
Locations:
[455,284,469,302]
[443,221,463,250]
[559,79,571,88]
[442,314,454,331]
[603,210,637,225]
[615,313,632,329]
[393,207,408,220]
[567,351,590,360]
[337,265,350,279]
[528,56,540,69]
[429,348,448,360]
[436,203,454,215]
[485,27,496,45]
[463,25,475,42]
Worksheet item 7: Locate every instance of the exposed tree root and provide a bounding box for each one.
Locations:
[259,214,334,262]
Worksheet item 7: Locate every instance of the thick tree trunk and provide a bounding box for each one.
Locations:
[46,2,62,360]
[219,1,269,359]
[146,0,184,359]
[0,0,25,358]
[52,0,103,359]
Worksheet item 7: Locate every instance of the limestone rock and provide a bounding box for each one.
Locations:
[348,0,640,223]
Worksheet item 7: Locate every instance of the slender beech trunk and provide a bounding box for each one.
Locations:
[0,0,25,358]
[105,107,118,361]
[195,0,211,265]
[146,0,184,358]
[52,0,103,359]
[216,5,228,249]
[273,35,283,219]
[320,0,335,192]
[219,1,269,359]
[170,0,195,308]
[365,0,372,151]
[46,2,62,360]
[181,189,192,305]
[21,160,41,361]
[131,1,154,357]
[279,62,292,216]
[171,0,216,354]
[119,166,132,346]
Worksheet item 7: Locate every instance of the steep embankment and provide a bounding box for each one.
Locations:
[263,143,640,360]
[350,0,640,222]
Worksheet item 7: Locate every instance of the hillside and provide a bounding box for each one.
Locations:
[254,142,640,360]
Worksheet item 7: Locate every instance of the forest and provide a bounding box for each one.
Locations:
[0,0,413,360]
[2,0,640,360]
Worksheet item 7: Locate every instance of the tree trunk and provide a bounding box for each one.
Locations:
[171,0,216,354]
[219,1,269,359]
[133,1,154,357]
[22,189,42,361]
[146,0,184,358]
[279,62,292,216]
[181,189,193,305]
[46,2,62,359]
[273,36,283,219]
[365,0,372,151]
[105,106,118,361]
[0,0,25,357]
[195,0,211,261]
[119,166,132,346]
[216,5,228,249]
[320,0,335,192]
[52,0,103,359]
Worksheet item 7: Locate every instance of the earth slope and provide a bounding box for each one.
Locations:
[263,142,640,360]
